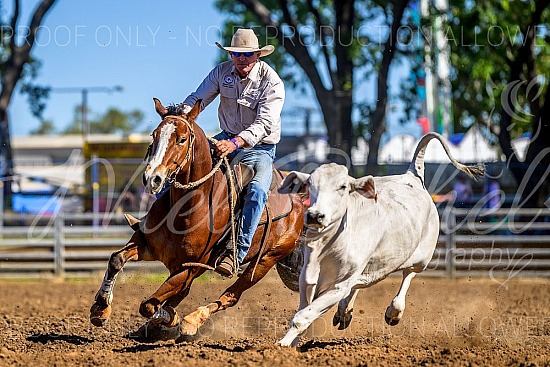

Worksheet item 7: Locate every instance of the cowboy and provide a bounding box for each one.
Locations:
[171,28,285,277]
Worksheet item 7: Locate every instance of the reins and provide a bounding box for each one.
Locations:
[161,115,238,275]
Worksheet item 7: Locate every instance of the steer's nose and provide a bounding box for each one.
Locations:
[306,211,325,226]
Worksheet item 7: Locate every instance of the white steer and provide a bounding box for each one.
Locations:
[277,132,484,347]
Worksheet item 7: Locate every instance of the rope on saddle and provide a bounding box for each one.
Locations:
[180,262,215,271]
[249,202,272,281]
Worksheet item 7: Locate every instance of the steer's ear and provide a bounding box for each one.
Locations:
[278,171,310,194]
[351,176,377,201]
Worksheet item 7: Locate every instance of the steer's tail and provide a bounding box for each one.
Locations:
[408,132,484,185]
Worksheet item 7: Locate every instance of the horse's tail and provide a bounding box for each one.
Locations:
[408,132,485,186]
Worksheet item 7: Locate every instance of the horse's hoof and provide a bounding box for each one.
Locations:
[139,299,160,319]
[89,303,111,327]
[384,314,399,326]
[180,320,199,336]
[126,321,182,342]
[175,333,197,344]
[175,319,199,343]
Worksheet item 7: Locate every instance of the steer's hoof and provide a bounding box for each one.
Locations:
[90,303,111,327]
[332,313,353,330]
[332,313,339,326]
[384,314,400,326]
[338,317,352,330]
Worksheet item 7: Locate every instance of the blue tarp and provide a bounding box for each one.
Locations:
[12,193,62,214]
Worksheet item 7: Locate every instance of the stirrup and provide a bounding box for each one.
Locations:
[214,253,236,278]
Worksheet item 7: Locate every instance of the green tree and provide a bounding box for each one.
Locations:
[30,119,56,135]
[445,0,550,207]
[215,0,415,173]
[0,0,57,208]
[61,105,145,135]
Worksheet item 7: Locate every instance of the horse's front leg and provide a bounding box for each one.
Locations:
[178,253,279,340]
[139,267,203,321]
[90,231,151,327]
[145,285,194,328]
[127,286,192,342]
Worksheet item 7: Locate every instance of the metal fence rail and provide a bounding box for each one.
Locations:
[0,208,549,277]
[0,212,165,276]
[427,207,550,277]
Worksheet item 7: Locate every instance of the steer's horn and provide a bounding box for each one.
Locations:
[124,213,141,231]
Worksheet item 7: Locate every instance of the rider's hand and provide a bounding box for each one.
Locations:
[214,140,236,158]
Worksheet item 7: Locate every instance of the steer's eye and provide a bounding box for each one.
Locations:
[178,137,187,146]
[338,184,347,191]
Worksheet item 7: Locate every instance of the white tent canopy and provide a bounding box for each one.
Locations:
[455,125,499,162]
[378,134,416,163]
[511,136,530,161]
[377,128,502,164]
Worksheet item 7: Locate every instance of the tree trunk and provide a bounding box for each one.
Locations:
[496,0,550,208]
[0,0,57,209]
[366,0,409,175]
[0,109,14,209]
[237,0,355,167]
[520,85,550,208]
[325,0,355,166]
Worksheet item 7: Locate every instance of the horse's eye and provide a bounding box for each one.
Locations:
[178,137,187,145]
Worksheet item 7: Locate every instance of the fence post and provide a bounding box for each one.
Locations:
[92,154,100,237]
[0,181,3,239]
[445,208,457,278]
[54,213,65,277]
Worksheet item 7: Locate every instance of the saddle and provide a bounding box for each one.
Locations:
[232,163,294,225]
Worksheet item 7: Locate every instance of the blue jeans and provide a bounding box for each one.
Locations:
[213,131,275,264]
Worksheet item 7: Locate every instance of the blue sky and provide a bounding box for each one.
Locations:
[5,0,420,138]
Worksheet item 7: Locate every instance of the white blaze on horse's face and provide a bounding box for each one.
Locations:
[144,123,176,194]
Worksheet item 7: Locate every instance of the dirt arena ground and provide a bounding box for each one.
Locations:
[1,270,549,366]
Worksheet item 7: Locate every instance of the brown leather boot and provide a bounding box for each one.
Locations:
[215,252,236,278]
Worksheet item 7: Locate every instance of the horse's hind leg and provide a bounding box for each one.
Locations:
[179,252,280,339]
[90,231,150,327]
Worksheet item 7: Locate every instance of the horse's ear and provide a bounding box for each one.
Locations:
[187,99,202,120]
[153,98,168,117]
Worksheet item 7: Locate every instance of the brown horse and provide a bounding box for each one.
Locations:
[89,98,304,341]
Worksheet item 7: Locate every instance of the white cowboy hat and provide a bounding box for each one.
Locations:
[215,28,274,57]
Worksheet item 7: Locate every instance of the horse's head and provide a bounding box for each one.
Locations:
[143,98,201,195]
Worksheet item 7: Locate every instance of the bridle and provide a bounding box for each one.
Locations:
[145,114,196,187]
[145,114,231,192]
[166,115,196,185]
[145,113,240,276]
